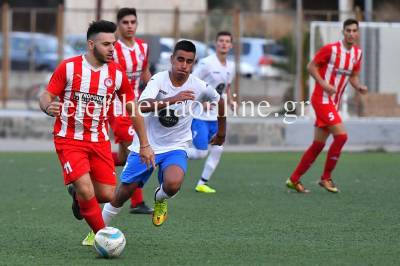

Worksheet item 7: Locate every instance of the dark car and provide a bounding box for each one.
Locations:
[0,31,75,71]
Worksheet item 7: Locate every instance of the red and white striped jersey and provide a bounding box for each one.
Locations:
[113,38,149,99]
[47,55,134,142]
[311,41,362,107]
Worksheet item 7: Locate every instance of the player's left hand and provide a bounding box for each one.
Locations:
[358,85,368,94]
[210,134,225,146]
[140,145,155,169]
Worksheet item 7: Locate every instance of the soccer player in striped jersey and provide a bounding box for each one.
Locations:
[286,18,367,193]
[109,8,153,215]
[39,20,154,241]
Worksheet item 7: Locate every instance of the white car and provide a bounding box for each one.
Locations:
[156,37,214,72]
[228,37,288,79]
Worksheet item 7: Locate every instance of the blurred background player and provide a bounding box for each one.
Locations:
[186,31,235,193]
[98,40,226,230]
[109,8,153,214]
[38,20,154,241]
[286,18,367,193]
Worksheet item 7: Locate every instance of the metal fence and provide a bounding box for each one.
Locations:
[1,3,399,118]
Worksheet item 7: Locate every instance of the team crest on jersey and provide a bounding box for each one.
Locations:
[139,53,145,61]
[158,108,179,127]
[104,77,114,88]
[215,83,226,95]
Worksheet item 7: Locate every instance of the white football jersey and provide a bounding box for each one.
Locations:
[192,53,235,121]
[129,71,220,154]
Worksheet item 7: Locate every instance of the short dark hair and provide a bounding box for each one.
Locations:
[216,31,233,42]
[343,18,359,29]
[87,20,116,40]
[173,40,196,55]
[117,8,137,22]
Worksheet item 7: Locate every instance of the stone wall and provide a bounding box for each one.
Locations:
[1,111,400,151]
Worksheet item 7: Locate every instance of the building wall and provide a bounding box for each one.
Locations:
[64,0,207,36]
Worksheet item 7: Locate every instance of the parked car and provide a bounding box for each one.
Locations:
[227,37,288,79]
[0,32,75,71]
[156,37,215,72]
[65,34,87,55]
[66,34,163,75]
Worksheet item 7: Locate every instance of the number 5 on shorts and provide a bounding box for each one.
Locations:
[328,112,335,121]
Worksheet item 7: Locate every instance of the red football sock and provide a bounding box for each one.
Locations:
[112,152,124,166]
[290,141,325,183]
[77,196,105,233]
[321,134,348,180]
[130,188,144,207]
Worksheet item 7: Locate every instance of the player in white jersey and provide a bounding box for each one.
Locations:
[100,40,226,227]
[187,31,235,193]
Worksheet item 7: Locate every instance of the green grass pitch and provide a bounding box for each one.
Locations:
[0,152,399,265]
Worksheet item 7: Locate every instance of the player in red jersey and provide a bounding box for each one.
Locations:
[286,18,367,193]
[39,20,154,236]
[109,8,153,214]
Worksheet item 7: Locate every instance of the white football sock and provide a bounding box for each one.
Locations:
[198,145,224,186]
[155,184,172,202]
[102,203,122,226]
[186,147,208,159]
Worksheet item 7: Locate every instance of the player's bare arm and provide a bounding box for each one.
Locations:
[126,101,155,168]
[307,60,336,95]
[225,84,236,110]
[39,91,62,117]
[139,90,195,113]
[349,71,368,94]
[210,98,226,146]
[141,63,152,84]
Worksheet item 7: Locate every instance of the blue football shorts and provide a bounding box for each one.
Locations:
[191,119,218,150]
[120,149,188,187]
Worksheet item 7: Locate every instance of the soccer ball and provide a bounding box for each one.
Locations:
[94,227,126,258]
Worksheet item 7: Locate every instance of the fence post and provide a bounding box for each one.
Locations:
[233,8,241,103]
[203,10,209,56]
[57,4,64,65]
[1,2,10,108]
[295,0,303,110]
[172,7,180,43]
[29,9,37,72]
[96,0,102,20]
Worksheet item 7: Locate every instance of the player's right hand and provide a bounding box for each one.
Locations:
[357,84,368,95]
[210,134,225,146]
[323,83,336,96]
[140,146,155,169]
[229,100,237,111]
[173,90,195,103]
[46,102,62,117]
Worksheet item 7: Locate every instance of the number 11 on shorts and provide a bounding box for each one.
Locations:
[64,161,73,174]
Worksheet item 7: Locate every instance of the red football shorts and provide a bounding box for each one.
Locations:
[312,100,342,128]
[108,115,134,144]
[54,137,116,185]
